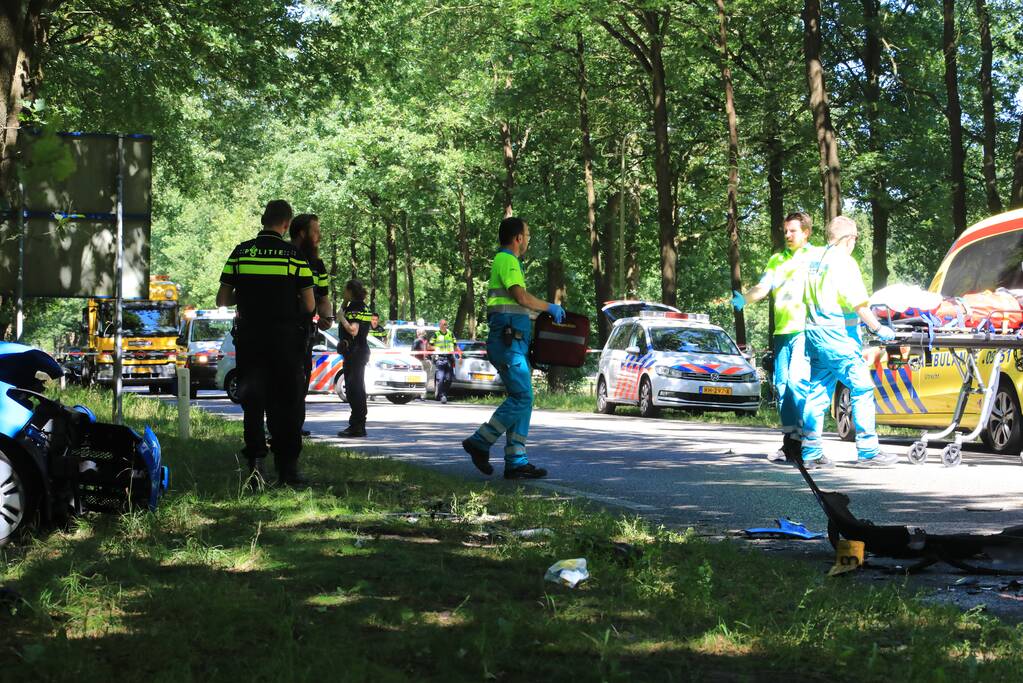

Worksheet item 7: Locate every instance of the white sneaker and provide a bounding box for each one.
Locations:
[767,448,787,463]
[856,451,899,468]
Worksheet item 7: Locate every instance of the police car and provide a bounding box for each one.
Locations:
[596,301,760,418]
[216,327,427,404]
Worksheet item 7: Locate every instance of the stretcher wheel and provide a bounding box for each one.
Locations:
[907,442,928,465]
[941,444,963,468]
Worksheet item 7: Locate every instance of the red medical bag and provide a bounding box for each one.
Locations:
[530,311,591,368]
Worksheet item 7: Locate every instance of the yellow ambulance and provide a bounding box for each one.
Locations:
[833,208,1023,460]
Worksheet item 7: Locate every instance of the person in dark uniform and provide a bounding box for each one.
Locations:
[368,312,388,344]
[429,318,458,404]
[217,200,314,487]
[290,213,334,436]
[337,279,372,438]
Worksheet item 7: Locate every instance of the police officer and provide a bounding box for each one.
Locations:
[217,200,314,487]
[368,312,388,344]
[337,279,372,438]
[429,318,458,404]
[290,213,334,436]
[462,216,564,479]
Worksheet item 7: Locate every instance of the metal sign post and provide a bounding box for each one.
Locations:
[112,134,125,425]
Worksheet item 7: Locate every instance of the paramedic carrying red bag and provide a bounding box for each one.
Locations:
[530,311,591,368]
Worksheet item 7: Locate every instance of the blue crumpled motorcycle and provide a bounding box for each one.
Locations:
[0,342,168,545]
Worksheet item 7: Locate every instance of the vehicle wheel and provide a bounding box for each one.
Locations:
[980,379,1023,455]
[834,384,855,442]
[386,394,415,405]
[0,448,39,547]
[638,377,659,418]
[734,410,758,418]
[190,385,199,400]
[225,371,241,404]
[148,383,161,395]
[941,443,963,468]
[81,364,93,387]
[907,441,928,465]
[334,374,347,402]
[596,376,615,415]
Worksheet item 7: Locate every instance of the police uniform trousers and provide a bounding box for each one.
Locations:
[236,323,307,470]
[467,312,532,468]
[344,350,369,431]
[434,354,454,401]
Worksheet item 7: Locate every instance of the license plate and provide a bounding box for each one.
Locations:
[471,373,495,381]
[407,374,425,383]
[701,386,732,396]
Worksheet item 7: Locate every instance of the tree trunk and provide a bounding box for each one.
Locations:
[1012,114,1023,209]
[369,237,377,312]
[765,120,785,254]
[546,231,570,392]
[349,235,358,279]
[598,10,676,307]
[601,192,619,308]
[944,0,968,235]
[976,0,1002,213]
[385,217,398,320]
[402,214,416,320]
[0,3,42,202]
[626,192,640,297]
[648,18,677,308]
[802,0,842,223]
[716,0,746,347]
[500,121,515,218]
[863,0,890,289]
[575,32,612,344]
[453,186,476,339]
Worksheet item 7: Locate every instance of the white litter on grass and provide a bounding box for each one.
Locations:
[545,558,589,588]
[512,528,554,539]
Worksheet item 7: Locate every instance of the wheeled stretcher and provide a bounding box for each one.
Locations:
[868,324,1023,467]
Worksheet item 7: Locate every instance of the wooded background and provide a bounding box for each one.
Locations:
[3,0,1022,350]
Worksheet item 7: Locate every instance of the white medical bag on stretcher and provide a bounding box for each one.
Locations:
[530,312,591,368]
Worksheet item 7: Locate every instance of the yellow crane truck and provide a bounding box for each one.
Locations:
[81,276,181,393]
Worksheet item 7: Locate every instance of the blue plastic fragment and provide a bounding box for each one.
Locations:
[744,518,824,540]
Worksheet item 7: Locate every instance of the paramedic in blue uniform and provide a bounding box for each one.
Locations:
[217,200,314,487]
[429,318,458,404]
[800,216,898,469]
[462,216,564,480]
[290,213,334,436]
[337,279,372,438]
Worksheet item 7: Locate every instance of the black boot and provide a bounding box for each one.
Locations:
[275,461,310,488]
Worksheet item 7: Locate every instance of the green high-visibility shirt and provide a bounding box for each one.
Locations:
[755,244,821,336]
[432,329,456,354]
[804,246,870,329]
[486,249,530,317]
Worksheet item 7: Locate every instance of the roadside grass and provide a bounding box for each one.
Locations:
[1,388,1018,681]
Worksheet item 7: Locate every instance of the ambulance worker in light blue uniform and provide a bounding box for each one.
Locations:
[462,216,565,480]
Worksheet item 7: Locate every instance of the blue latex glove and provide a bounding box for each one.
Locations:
[874,324,896,342]
[731,290,745,311]
[547,303,566,323]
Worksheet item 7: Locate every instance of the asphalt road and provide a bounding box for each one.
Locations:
[178,391,1023,537]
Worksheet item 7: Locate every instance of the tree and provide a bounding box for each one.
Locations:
[862,0,892,289]
[802,0,841,223]
[975,0,1002,213]
[943,0,968,235]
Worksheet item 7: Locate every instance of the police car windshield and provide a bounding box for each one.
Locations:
[98,301,178,337]
[650,326,739,355]
[192,319,233,342]
[393,329,418,347]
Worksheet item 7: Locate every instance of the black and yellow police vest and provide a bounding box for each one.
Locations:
[220,230,313,326]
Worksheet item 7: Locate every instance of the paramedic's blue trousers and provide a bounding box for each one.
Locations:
[801,326,880,461]
[467,313,532,468]
[772,332,809,438]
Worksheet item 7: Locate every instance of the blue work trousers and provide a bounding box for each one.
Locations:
[772,332,810,438]
[468,313,533,468]
[801,326,879,461]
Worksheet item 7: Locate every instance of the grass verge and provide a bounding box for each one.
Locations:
[1,387,1018,681]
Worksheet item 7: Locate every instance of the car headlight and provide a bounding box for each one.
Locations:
[735,371,756,382]
[656,366,685,379]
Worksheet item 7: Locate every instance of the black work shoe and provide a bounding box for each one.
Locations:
[462,438,493,475]
[337,427,367,438]
[274,467,310,488]
[504,463,548,480]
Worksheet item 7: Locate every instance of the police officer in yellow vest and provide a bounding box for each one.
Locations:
[429,319,458,404]
[462,216,565,479]
[368,312,388,344]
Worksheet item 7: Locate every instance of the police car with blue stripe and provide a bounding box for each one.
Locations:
[596,301,761,418]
